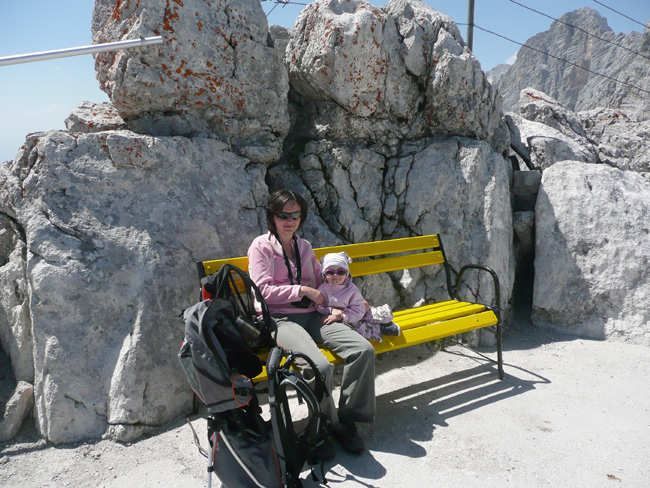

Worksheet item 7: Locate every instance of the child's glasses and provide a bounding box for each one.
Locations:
[324,269,347,276]
[275,211,301,221]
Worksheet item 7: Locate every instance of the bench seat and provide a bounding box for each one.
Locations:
[197,234,503,382]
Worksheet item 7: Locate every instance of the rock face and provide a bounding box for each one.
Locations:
[533,162,650,345]
[0,381,33,442]
[4,0,648,447]
[0,129,268,442]
[65,101,127,133]
[503,85,649,345]
[578,108,650,172]
[486,63,510,84]
[495,8,650,119]
[92,0,290,164]
[286,0,509,154]
[282,136,514,313]
[507,89,599,169]
[0,214,32,383]
[0,0,518,443]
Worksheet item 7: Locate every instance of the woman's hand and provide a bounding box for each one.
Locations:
[323,308,344,325]
[299,286,325,305]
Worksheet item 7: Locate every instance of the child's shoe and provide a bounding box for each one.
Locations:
[380,322,401,336]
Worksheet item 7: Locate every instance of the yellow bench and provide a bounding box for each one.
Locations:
[197,234,503,381]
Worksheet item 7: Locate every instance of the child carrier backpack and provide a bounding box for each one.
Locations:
[178,265,331,487]
[200,263,275,349]
[267,346,332,487]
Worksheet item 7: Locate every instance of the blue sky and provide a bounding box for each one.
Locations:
[1,0,648,162]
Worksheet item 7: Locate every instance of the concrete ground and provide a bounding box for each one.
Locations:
[1,322,649,487]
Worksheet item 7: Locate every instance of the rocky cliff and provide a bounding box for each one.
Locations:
[505,87,649,345]
[2,0,648,447]
[0,0,515,443]
[494,8,650,119]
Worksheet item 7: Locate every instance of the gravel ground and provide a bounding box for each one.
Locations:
[1,323,649,488]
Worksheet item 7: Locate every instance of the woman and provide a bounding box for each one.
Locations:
[248,189,375,455]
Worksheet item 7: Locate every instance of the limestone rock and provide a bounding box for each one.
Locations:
[269,24,292,60]
[285,0,509,154]
[486,63,510,84]
[0,0,524,445]
[92,0,290,164]
[0,213,33,382]
[496,8,650,118]
[0,129,269,443]
[64,101,126,133]
[278,136,515,321]
[504,113,531,165]
[0,381,33,442]
[533,161,650,344]
[506,112,597,169]
[519,88,589,141]
[578,108,650,172]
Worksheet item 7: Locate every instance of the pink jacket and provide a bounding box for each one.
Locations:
[316,279,367,325]
[248,232,322,315]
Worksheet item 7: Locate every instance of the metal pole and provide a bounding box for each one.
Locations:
[466,0,475,52]
[0,36,163,67]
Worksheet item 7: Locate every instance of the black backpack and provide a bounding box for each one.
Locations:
[201,263,276,350]
[178,265,331,487]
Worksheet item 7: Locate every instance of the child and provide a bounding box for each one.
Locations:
[316,252,400,342]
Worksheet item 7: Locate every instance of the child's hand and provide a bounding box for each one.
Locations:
[323,309,344,325]
[362,300,370,312]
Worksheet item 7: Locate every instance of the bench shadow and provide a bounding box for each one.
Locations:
[317,348,550,485]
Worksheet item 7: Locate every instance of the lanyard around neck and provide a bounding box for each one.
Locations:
[280,235,302,285]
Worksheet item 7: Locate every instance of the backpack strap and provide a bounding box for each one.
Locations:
[267,347,330,487]
[282,352,329,402]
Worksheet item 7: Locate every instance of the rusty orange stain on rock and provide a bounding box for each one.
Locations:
[111,0,124,21]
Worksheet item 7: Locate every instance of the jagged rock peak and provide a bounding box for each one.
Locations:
[495,7,650,119]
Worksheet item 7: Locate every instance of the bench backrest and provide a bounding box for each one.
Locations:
[197,234,448,295]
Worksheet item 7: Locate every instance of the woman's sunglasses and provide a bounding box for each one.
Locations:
[324,269,347,276]
[275,211,301,221]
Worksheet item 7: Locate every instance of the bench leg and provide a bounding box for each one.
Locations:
[496,321,504,380]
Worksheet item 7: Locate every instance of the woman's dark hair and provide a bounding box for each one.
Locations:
[266,189,308,235]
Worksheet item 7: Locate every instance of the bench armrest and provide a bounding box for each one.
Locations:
[449,264,501,321]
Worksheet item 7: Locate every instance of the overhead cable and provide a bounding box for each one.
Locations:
[265,2,281,16]
[591,0,648,29]
[471,23,650,95]
[263,0,310,17]
[508,0,650,61]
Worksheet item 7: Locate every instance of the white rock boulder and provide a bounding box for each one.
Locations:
[533,161,650,344]
[0,129,269,443]
[92,0,289,163]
